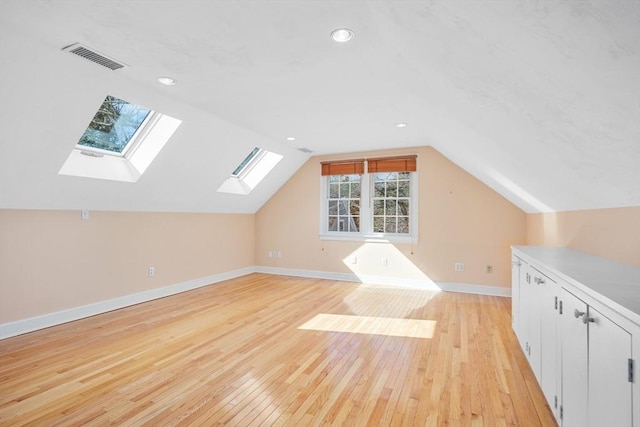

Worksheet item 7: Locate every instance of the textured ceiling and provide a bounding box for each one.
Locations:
[0,1,638,213]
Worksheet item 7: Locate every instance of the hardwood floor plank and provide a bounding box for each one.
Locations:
[0,274,557,426]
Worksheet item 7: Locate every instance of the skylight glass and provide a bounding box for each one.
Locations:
[217,147,283,195]
[60,95,181,183]
[232,147,261,176]
[77,95,152,155]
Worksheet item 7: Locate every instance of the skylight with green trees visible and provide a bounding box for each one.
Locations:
[77,95,152,156]
[60,94,181,183]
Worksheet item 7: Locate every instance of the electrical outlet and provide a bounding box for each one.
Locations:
[351,256,357,264]
[81,209,89,220]
[486,265,493,273]
[455,262,465,271]
[277,251,282,258]
[148,267,155,277]
[380,258,388,266]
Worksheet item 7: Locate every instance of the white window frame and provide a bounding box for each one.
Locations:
[59,97,181,183]
[75,111,158,159]
[217,147,283,195]
[324,173,363,236]
[319,161,418,244]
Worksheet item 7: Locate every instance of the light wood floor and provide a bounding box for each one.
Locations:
[0,274,556,426]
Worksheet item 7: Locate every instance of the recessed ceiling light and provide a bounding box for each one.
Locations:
[331,28,354,43]
[158,76,176,86]
[286,136,296,141]
[395,123,408,128]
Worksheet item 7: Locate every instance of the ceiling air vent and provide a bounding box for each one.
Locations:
[297,148,313,154]
[61,43,128,71]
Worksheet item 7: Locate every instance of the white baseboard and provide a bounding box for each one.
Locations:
[1,265,510,340]
[0,267,256,340]
[255,266,511,297]
[436,282,511,297]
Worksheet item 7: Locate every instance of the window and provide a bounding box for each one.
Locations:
[217,147,283,195]
[59,95,181,182]
[232,147,261,176]
[320,155,418,243]
[76,95,152,157]
[328,174,361,232]
[372,172,411,234]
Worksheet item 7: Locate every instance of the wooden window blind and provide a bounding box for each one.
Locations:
[321,159,365,176]
[366,155,417,173]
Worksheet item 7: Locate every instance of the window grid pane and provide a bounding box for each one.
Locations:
[327,174,361,233]
[371,172,411,235]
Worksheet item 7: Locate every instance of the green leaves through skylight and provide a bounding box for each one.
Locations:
[60,95,182,183]
[77,95,151,155]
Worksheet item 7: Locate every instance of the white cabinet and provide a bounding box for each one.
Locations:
[535,268,559,415]
[517,258,531,354]
[511,256,523,344]
[584,302,632,426]
[560,288,633,426]
[512,257,541,374]
[512,259,560,417]
[512,255,531,355]
[525,267,543,379]
[512,246,640,427]
[559,288,588,427]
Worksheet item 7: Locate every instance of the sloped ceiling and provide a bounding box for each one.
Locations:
[0,1,638,214]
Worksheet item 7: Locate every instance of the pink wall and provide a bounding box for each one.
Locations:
[0,210,255,323]
[255,146,528,289]
[527,207,640,266]
[2,153,636,326]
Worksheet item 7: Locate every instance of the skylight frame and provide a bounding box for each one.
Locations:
[59,95,181,183]
[217,147,283,195]
[231,147,263,177]
[75,97,158,159]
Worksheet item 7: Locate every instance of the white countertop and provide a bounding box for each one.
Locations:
[512,246,640,325]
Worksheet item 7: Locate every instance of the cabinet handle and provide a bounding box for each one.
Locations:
[574,309,585,319]
[583,315,595,324]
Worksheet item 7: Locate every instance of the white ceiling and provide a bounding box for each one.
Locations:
[1,1,638,214]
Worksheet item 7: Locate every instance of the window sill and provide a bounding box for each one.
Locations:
[319,233,418,244]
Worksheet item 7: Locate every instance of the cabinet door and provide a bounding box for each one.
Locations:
[528,270,542,381]
[516,261,530,353]
[588,307,632,427]
[560,288,588,427]
[537,271,558,415]
[511,256,521,336]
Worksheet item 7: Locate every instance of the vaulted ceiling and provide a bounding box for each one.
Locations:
[1,1,638,214]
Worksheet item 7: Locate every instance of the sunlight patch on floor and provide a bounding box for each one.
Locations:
[298,313,436,338]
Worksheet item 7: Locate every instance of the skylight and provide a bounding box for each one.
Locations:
[76,96,152,156]
[217,147,283,195]
[59,95,181,183]
[232,147,261,176]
